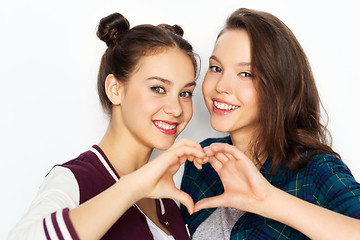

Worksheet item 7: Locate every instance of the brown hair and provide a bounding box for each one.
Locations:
[221,8,339,171]
[96,13,199,115]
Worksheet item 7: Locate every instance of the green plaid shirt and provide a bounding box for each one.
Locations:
[181,136,360,239]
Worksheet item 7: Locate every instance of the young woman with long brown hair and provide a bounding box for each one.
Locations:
[182,8,360,239]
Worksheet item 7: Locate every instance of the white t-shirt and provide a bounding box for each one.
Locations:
[135,204,175,240]
[193,207,245,240]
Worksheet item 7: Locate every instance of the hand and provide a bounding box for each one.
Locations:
[194,143,273,214]
[128,138,206,214]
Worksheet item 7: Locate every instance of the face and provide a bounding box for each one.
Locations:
[202,29,260,139]
[119,48,195,150]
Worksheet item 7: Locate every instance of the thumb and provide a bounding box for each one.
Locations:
[194,195,226,212]
[171,189,194,215]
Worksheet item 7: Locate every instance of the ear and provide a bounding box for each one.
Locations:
[105,74,124,105]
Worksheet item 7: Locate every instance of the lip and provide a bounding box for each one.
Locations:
[211,98,239,115]
[153,120,179,135]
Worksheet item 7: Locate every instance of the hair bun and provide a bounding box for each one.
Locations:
[97,13,130,46]
[158,24,184,37]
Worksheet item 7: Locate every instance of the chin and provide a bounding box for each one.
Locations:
[212,126,230,133]
[153,139,176,151]
[210,120,230,133]
[155,145,172,151]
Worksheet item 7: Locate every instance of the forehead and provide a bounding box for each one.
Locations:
[130,48,195,85]
[212,30,251,63]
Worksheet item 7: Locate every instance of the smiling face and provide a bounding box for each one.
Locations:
[118,48,195,150]
[202,29,260,140]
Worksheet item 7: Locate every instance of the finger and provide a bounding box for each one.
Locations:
[204,146,214,156]
[178,156,188,166]
[178,153,206,170]
[210,143,249,164]
[170,189,195,215]
[175,138,203,150]
[174,146,206,159]
[194,195,227,212]
[214,152,230,165]
[202,156,209,164]
[180,155,199,166]
[193,158,203,170]
[207,156,223,172]
[224,152,236,162]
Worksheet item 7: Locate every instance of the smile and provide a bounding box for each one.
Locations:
[212,99,239,115]
[214,100,239,110]
[153,120,178,135]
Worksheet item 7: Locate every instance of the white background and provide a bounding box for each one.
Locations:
[1,0,359,238]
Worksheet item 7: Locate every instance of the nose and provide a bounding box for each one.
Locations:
[163,95,183,117]
[215,72,232,95]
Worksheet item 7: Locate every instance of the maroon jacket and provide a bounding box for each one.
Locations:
[61,145,190,239]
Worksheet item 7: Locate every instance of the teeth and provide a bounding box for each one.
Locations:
[154,121,176,130]
[214,101,239,110]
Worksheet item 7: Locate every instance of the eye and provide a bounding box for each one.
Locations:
[151,86,165,94]
[209,65,222,73]
[179,91,193,98]
[239,72,252,78]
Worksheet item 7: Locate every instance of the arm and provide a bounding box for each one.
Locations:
[9,139,205,240]
[263,186,360,239]
[194,143,360,240]
[69,138,205,239]
[8,167,80,240]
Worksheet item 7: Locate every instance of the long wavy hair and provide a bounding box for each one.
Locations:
[220,8,340,171]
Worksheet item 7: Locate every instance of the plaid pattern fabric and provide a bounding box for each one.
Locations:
[181,136,360,239]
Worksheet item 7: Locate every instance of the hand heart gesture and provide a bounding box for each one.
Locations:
[194,143,273,215]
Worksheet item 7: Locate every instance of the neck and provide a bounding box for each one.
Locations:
[98,116,152,177]
[230,131,252,158]
[230,129,265,169]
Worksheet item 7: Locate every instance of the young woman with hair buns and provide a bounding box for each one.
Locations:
[8,12,203,240]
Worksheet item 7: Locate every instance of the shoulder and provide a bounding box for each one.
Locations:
[42,165,79,192]
[59,147,100,173]
[306,153,353,182]
[35,166,80,207]
[299,152,356,192]
[59,146,116,184]
[37,147,103,205]
[306,153,360,217]
[59,146,117,203]
[308,152,345,168]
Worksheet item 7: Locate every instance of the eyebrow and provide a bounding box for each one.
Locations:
[146,76,196,88]
[210,55,251,67]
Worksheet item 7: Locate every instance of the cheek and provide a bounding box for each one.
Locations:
[248,87,260,110]
[235,82,259,105]
[243,86,260,118]
[182,101,193,122]
[202,75,210,96]
[143,102,163,118]
[127,92,159,116]
[202,75,213,105]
